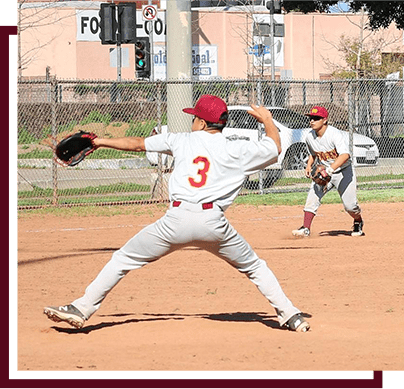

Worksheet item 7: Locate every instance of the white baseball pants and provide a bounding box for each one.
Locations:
[73,202,301,326]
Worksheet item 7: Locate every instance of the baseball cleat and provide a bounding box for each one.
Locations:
[44,304,85,329]
[351,220,364,236]
[292,226,310,237]
[284,313,310,332]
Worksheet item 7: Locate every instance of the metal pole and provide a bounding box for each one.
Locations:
[270,6,275,81]
[148,0,154,82]
[50,77,58,206]
[117,43,122,82]
[116,4,122,102]
[269,2,275,106]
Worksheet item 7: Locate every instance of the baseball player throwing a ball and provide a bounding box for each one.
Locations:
[292,106,364,237]
[44,95,310,332]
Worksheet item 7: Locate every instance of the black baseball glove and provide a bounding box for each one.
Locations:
[55,131,98,167]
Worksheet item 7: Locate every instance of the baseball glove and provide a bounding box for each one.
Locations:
[311,164,331,186]
[55,131,98,167]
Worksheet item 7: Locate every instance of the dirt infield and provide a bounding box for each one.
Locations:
[17,202,404,371]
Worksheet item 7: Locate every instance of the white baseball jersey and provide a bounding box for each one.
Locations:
[145,131,278,210]
[303,125,361,218]
[305,125,351,172]
[71,129,302,327]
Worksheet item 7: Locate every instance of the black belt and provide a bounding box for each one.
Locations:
[172,201,213,210]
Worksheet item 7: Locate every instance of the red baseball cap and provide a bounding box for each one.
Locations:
[183,94,228,124]
[305,106,329,119]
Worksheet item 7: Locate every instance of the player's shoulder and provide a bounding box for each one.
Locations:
[325,125,344,137]
[225,134,251,142]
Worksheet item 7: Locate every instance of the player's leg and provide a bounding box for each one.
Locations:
[292,183,324,237]
[204,215,308,331]
[336,166,364,236]
[45,213,179,326]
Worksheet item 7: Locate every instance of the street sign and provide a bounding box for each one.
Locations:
[142,5,157,21]
[249,44,270,57]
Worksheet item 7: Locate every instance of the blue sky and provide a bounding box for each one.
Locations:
[334,1,351,12]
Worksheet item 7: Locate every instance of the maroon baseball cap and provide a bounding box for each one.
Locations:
[305,106,329,119]
[183,94,228,124]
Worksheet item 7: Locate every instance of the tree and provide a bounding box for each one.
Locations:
[320,7,403,79]
[282,1,404,31]
[327,35,404,79]
[18,0,76,78]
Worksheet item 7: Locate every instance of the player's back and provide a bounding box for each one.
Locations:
[168,130,278,209]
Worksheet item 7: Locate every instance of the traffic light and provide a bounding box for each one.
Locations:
[135,37,151,78]
[118,4,137,44]
[99,3,117,45]
[266,0,282,14]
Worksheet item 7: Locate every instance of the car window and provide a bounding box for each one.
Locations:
[270,109,310,129]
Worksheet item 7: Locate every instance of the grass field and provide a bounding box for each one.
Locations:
[17,187,404,218]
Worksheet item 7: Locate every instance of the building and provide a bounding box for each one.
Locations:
[18,0,404,80]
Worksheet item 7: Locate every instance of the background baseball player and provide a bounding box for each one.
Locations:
[292,106,364,237]
[44,94,310,333]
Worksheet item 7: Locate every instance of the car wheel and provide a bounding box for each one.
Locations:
[282,143,309,170]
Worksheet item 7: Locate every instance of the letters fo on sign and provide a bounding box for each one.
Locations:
[76,10,166,43]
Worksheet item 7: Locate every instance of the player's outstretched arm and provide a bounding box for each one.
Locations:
[247,105,281,155]
[93,137,146,152]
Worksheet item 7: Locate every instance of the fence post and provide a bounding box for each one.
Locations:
[50,77,58,205]
[257,78,264,193]
[347,80,355,158]
[156,81,165,200]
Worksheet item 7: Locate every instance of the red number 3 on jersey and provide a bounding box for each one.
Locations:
[189,156,210,188]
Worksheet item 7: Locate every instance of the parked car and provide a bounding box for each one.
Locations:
[224,106,379,169]
[146,106,379,186]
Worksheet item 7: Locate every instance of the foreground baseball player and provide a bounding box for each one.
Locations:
[292,106,364,237]
[44,94,310,332]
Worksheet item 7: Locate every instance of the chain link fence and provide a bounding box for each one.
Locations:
[17,78,404,209]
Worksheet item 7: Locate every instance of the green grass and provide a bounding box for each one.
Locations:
[18,182,151,199]
[18,187,404,216]
[235,188,404,206]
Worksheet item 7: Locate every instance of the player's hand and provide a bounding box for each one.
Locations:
[247,105,273,124]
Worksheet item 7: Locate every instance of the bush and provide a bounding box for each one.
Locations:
[126,119,157,138]
[18,127,38,145]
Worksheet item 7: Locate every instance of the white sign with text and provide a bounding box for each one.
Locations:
[153,44,218,80]
[76,9,166,42]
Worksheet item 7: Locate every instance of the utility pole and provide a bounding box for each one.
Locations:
[166,0,193,133]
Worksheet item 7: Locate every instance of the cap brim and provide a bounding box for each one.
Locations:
[183,108,197,115]
[304,113,326,118]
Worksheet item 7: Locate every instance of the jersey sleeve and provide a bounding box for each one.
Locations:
[144,133,174,155]
[237,136,279,176]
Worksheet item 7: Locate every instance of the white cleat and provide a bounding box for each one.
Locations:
[292,226,310,237]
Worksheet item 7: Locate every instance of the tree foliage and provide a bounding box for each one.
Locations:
[281,1,404,30]
[330,35,404,79]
